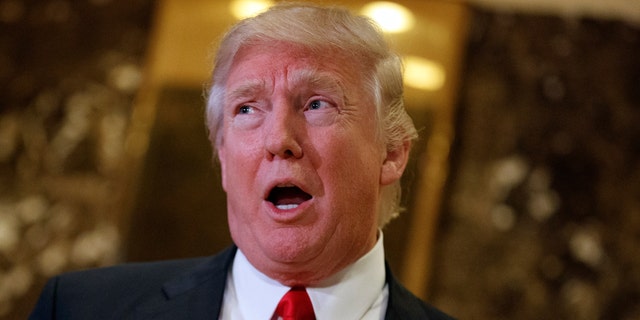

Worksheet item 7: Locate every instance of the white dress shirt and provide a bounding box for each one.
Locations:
[220,232,389,319]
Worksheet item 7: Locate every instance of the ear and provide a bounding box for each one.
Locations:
[380,140,411,186]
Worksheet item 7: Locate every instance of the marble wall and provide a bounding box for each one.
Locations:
[1,1,639,319]
[0,0,154,318]
[430,9,640,320]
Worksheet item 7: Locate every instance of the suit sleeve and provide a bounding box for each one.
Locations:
[29,277,59,320]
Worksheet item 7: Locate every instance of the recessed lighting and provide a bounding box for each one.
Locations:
[403,56,446,91]
[361,1,415,33]
[229,0,273,20]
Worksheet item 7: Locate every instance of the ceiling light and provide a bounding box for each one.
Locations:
[361,1,415,33]
[403,56,446,91]
[229,0,273,20]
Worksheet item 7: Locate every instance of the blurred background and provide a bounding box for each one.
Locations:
[1,0,639,319]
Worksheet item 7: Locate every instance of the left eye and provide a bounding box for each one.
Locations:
[308,100,327,110]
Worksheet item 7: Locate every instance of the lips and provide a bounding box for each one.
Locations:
[267,184,312,210]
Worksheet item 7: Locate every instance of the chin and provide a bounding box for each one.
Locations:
[264,228,320,262]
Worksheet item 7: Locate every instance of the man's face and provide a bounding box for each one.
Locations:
[217,41,404,285]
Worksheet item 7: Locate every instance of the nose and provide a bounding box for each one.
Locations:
[264,105,303,160]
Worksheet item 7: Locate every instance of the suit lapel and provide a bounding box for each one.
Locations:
[383,262,425,320]
[135,247,237,320]
[384,262,404,320]
[383,262,454,320]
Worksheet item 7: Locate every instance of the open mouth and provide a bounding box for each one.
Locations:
[267,185,312,210]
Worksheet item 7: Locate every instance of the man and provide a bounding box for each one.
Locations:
[30,3,454,319]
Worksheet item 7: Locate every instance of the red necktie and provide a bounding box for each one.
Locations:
[275,286,316,320]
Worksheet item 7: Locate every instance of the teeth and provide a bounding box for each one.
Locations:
[277,183,296,187]
[276,204,299,210]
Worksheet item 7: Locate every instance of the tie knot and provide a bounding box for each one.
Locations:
[275,286,316,320]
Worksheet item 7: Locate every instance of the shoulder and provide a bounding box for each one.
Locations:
[57,255,213,296]
[30,247,237,320]
[385,264,456,320]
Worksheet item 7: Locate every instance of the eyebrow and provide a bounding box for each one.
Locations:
[225,69,349,105]
[225,79,266,104]
[289,69,346,99]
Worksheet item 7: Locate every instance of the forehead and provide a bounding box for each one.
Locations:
[225,41,366,92]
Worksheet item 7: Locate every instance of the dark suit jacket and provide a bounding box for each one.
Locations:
[29,246,454,319]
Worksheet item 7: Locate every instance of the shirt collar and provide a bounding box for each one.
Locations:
[231,231,386,319]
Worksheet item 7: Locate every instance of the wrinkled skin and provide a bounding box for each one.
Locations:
[217,41,409,286]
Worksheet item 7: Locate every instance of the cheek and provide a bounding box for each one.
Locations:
[321,137,383,198]
[224,129,263,157]
[219,136,262,190]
